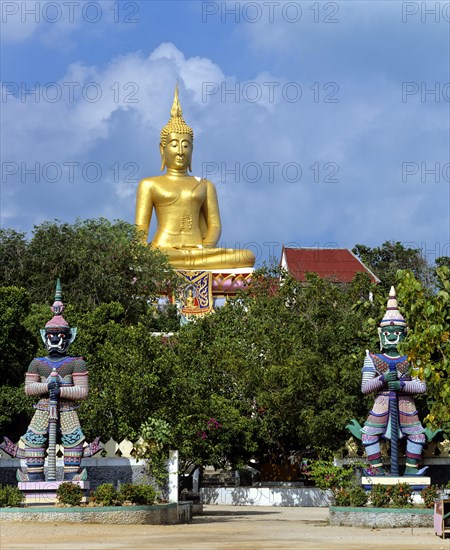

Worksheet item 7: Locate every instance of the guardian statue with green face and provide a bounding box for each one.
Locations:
[360,287,427,476]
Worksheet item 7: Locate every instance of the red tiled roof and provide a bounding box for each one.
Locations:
[281,247,380,284]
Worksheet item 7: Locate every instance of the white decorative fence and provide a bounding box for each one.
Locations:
[2,438,448,460]
[344,439,450,461]
[422,440,450,458]
[0,438,138,459]
[0,438,155,490]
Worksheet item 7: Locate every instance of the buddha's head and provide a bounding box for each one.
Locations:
[160,85,194,173]
[377,286,407,353]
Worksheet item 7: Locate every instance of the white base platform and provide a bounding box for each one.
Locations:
[361,476,430,486]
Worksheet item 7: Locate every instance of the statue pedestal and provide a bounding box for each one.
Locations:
[176,268,253,320]
[211,268,253,297]
[18,480,90,507]
[361,475,431,490]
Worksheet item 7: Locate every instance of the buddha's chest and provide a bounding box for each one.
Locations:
[153,179,206,207]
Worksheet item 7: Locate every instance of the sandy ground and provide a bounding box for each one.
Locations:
[1,505,449,550]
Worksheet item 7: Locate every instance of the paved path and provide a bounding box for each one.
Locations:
[1,505,449,550]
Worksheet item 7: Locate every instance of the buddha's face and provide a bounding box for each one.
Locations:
[161,133,193,172]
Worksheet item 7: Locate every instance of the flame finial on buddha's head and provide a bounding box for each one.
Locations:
[160,83,194,147]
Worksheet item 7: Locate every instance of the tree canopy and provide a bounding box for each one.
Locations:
[0,219,180,325]
[1,222,448,472]
[396,267,450,436]
[353,241,433,292]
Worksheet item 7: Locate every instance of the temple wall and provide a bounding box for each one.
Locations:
[2,438,449,493]
[201,486,332,507]
[0,457,152,490]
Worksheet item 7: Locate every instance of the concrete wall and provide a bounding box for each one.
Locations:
[201,486,332,507]
[0,503,178,524]
[329,506,433,528]
[0,457,153,491]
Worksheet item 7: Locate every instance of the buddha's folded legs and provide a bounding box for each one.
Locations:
[162,246,255,269]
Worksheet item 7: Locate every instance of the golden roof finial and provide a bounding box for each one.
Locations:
[160,83,193,147]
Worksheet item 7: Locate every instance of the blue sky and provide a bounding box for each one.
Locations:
[1,1,449,266]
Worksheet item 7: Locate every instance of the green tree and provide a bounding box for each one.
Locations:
[238,268,375,463]
[21,218,179,323]
[66,302,171,441]
[155,267,376,471]
[353,241,432,292]
[396,267,450,435]
[0,229,27,288]
[0,287,37,386]
[436,257,450,269]
[0,287,36,439]
[152,313,257,473]
[0,218,181,442]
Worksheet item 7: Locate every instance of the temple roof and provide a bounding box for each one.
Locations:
[281,246,380,284]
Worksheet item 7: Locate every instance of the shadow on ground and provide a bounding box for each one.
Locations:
[193,509,329,526]
[193,509,280,524]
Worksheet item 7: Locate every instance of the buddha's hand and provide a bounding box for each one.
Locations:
[174,244,203,249]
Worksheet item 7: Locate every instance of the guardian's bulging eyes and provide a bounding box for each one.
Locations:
[44,330,71,354]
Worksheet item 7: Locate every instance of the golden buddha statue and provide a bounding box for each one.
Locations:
[135,86,255,270]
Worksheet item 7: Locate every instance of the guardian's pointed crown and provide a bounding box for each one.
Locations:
[45,278,70,330]
[379,286,407,327]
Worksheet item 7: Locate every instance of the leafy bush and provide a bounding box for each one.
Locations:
[118,483,157,505]
[56,482,83,507]
[117,483,136,503]
[369,485,390,508]
[306,460,369,506]
[334,488,351,506]
[387,483,413,508]
[349,487,368,507]
[135,417,172,488]
[136,485,157,505]
[0,484,25,507]
[91,483,120,506]
[307,460,354,493]
[421,485,439,508]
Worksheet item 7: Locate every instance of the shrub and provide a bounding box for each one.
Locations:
[421,485,439,508]
[133,485,157,505]
[387,483,413,508]
[56,482,83,507]
[92,483,120,506]
[0,484,25,507]
[307,460,354,493]
[349,487,368,507]
[334,488,351,506]
[369,485,390,508]
[117,483,136,503]
[118,483,157,505]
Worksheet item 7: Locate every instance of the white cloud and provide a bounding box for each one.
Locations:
[2,41,448,262]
